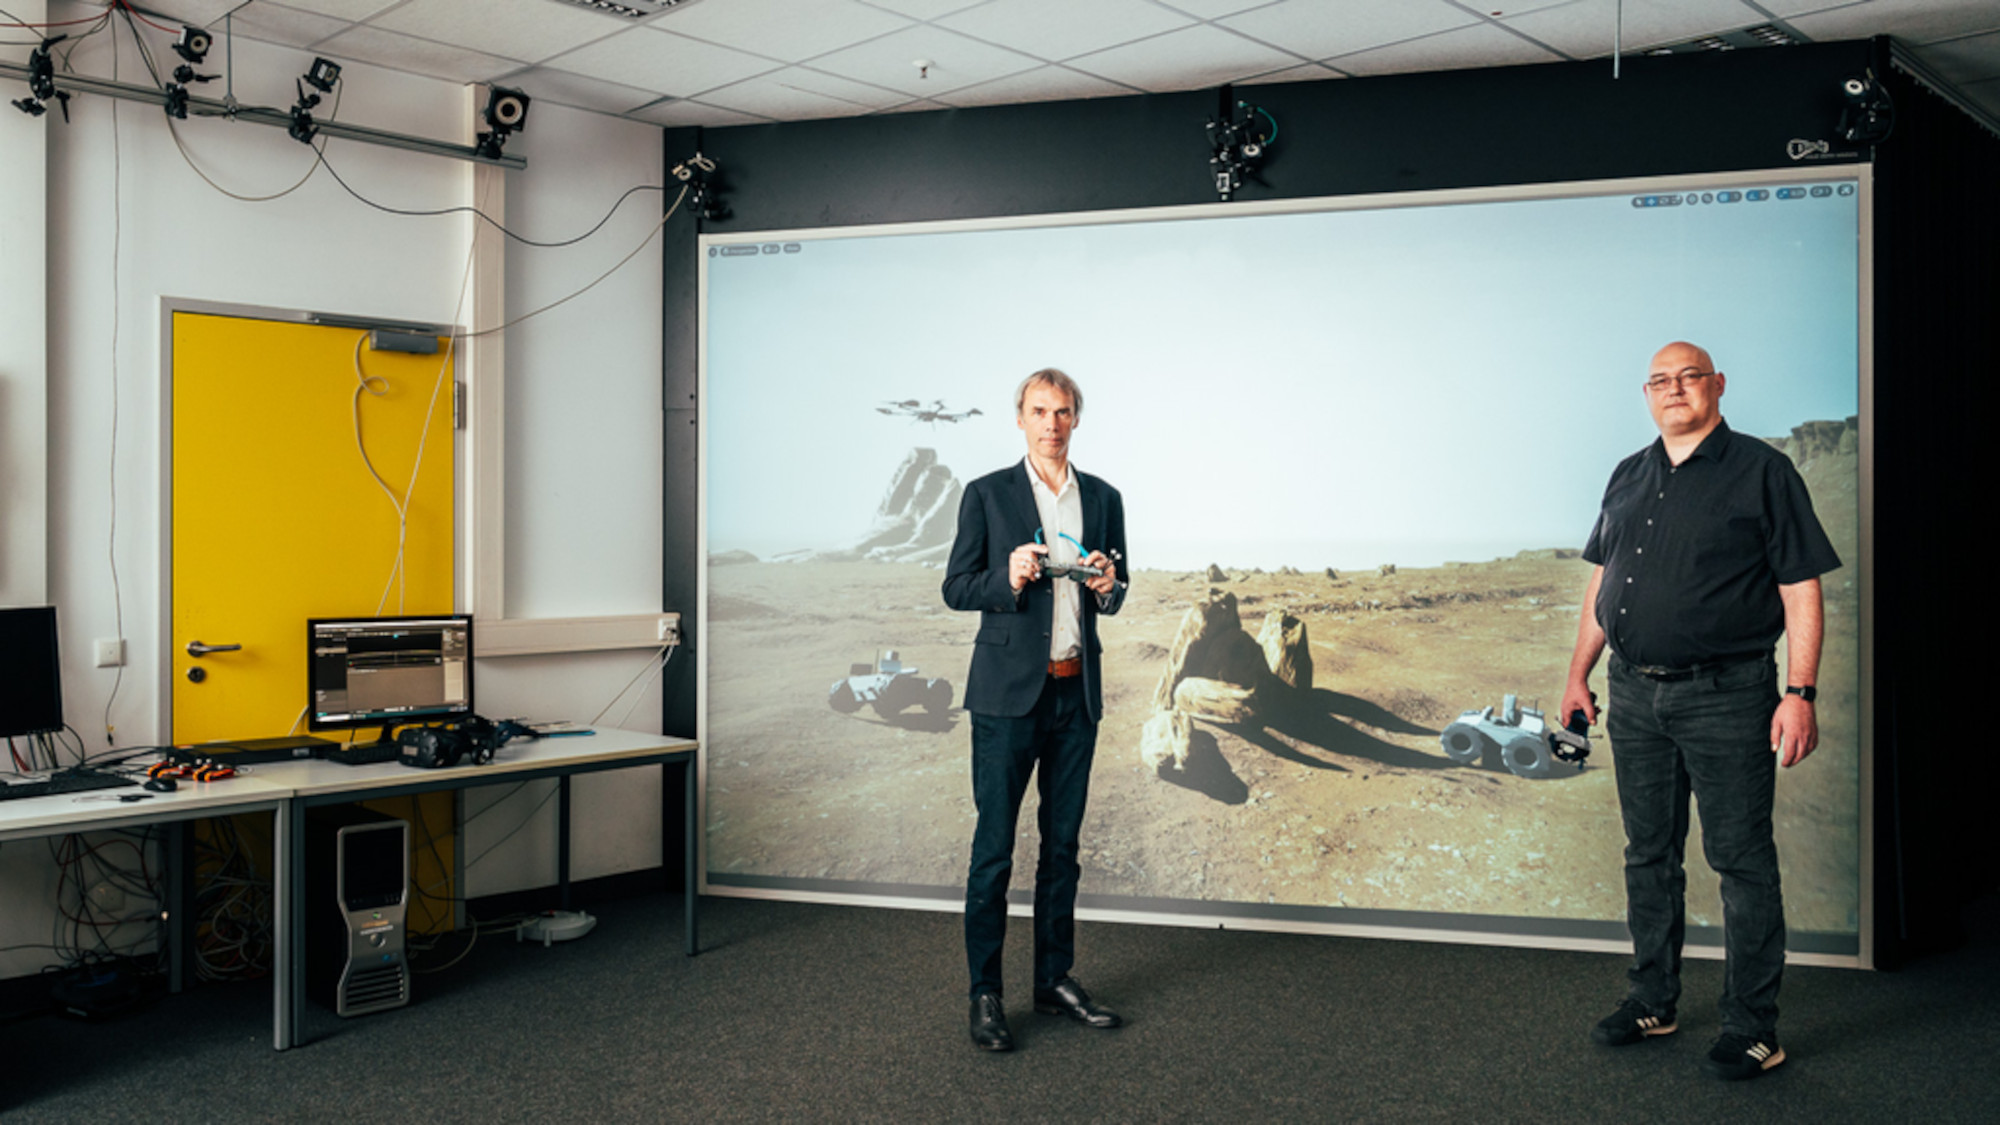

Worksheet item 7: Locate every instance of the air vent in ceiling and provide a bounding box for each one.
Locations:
[545,0,703,19]
[1647,22,1806,55]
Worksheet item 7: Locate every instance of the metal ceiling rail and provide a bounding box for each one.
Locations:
[0,59,528,170]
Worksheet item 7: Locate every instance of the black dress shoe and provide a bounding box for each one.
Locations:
[1033,977,1122,1028]
[970,992,1014,1051]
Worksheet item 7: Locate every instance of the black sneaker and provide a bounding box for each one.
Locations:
[1590,998,1678,1045]
[1704,1032,1785,1080]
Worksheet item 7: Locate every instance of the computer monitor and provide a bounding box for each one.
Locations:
[306,615,473,740]
[1,606,64,740]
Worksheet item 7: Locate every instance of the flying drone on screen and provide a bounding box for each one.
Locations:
[877,399,983,426]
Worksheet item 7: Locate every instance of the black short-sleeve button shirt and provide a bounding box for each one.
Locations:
[1582,419,1841,669]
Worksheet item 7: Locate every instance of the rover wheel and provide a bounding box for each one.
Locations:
[828,682,862,713]
[924,678,953,715]
[1439,722,1490,765]
[1502,734,1559,779]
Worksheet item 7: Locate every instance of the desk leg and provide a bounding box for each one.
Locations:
[167,820,193,994]
[558,775,572,912]
[273,799,296,1051]
[685,755,698,957]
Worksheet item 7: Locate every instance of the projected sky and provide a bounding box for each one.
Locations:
[707,181,1859,572]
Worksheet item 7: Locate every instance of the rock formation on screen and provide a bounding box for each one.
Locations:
[1141,590,1321,776]
[812,448,963,564]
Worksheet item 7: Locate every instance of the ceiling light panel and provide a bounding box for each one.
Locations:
[546,0,687,17]
[375,0,630,63]
[1498,0,1763,58]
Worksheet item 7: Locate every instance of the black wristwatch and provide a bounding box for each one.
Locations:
[1785,685,1816,704]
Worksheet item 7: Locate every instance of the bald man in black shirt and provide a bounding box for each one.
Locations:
[1561,341,1840,1081]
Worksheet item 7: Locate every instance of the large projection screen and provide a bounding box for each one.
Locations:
[700,168,1870,964]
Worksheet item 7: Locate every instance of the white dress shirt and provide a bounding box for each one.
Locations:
[1026,458,1084,662]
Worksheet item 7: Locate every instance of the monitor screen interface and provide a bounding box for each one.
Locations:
[307,616,472,731]
[0,606,63,740]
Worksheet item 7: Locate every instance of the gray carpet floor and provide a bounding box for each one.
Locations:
[3,893,1995,1122]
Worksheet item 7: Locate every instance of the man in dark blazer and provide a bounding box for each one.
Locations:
[942,368,1129,1052]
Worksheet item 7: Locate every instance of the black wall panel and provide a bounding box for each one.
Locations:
[658,39,2000,958]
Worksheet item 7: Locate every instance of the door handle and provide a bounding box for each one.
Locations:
[187,640,243,657]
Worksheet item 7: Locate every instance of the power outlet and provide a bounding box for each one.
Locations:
[94,638,126,668]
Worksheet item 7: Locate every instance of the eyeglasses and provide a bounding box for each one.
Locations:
[1645,370,1716,392]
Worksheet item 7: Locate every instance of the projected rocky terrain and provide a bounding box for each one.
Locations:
[705,419,1861,938]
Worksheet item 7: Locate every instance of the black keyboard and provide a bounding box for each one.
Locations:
[0,773,139,802]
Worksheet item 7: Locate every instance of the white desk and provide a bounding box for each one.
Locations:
[253,728,699,1050]
[0,773,298,1045]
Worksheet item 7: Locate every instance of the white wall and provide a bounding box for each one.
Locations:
[0,0,48,607]
[2,4,667,978]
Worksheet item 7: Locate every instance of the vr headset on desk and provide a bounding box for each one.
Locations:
[396,716,535,769]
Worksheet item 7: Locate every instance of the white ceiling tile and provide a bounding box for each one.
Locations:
[543,27,782,96]
[1234,61,1343,86]
[1066,23,1300,91]
[262,0,405,21]
[216,3,352,49]
[808,24,1040,95]
[1470,1,1576,16]
[648,0,913,63]
[1500,0,1774,57]
[152,0,262,26]
[370,0,628,64]
[1220,0,1480,59]
[700,66,911,117]
[627,98,771,127]
[495,65,662,113]
[1912,29,2000,84]
[313,25,523,82]
[936,63,1137,106]
[938,0,1194,62]
[1785,0,2000,46]
[1330,20,1564,75]
[1152,0,1280,18]
[852,0,989,18]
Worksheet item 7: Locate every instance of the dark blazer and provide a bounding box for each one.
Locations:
[942,461,1128,722]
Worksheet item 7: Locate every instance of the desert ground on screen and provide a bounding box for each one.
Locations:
[705,430,1861,937]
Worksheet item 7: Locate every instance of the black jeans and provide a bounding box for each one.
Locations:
[1607,653,1785,1038]
[964,674,1096,999]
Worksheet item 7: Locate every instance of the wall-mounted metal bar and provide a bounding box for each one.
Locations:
[0,60,527,170]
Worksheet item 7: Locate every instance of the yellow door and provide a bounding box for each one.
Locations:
[170,313,456,740]
[171,311,459,932]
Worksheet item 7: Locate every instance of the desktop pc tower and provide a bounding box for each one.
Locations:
[305,805,411,1017]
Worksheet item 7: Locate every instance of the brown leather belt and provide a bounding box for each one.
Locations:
[1047,657,1082,679]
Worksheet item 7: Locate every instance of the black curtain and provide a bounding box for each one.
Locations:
[1870,46,2000,967]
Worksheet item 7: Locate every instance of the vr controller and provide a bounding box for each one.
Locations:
[1039,558,1104,582]
[1547,699,1594,765]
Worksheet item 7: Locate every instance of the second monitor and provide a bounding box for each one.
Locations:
[307,615,473,750]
